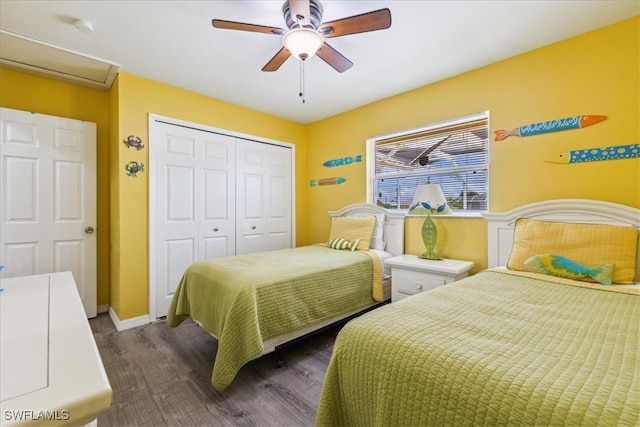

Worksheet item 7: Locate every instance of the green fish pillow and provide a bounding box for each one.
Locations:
[524,254,615,285]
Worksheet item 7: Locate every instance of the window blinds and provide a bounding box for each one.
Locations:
[372,112,489,211]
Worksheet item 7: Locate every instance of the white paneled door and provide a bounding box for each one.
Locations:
[236,139,292,254]
[0,107,97,318]
[150,120,237,318]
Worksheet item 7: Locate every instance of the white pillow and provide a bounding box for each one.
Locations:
[370,214,385,250]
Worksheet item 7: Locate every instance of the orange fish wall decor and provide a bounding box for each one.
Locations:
[310,177,346,187]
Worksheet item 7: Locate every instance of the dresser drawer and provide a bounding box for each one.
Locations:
[392,270,446,301]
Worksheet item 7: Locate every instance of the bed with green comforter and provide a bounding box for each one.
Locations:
[315,269,639,426]
[167,244,383,390]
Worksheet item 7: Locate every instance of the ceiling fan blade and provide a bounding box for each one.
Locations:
[288,0,310,26]
[212,19,285,35]
[262,48,292,72]
[319,8,391,38]
[316,42,353,73]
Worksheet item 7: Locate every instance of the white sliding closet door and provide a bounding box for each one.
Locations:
[149,116,294,319]
[0,107,97,318]
[150,121,236,317]
[236,139,293,254]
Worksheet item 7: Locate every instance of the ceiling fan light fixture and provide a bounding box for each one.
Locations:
[282,27,323,60]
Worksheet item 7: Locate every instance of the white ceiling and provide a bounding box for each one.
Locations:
[1,1,638,124]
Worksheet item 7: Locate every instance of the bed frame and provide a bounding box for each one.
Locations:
[483,199,640,281]
[259,203,405,355]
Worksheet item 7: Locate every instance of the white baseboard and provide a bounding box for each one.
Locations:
[97,304,109,314]
[108,307,150,331]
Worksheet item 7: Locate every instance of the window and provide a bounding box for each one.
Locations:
[367,111,489,212]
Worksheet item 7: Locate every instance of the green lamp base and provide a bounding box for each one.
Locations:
[419,252,443,261]
[419,215,443,260]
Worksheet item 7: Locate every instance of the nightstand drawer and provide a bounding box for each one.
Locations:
[392,270,446,300]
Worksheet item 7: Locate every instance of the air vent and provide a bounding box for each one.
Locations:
[0,30,119,90]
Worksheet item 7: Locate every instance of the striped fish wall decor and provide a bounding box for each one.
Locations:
[494,115,606,141]
[310,177,346,186]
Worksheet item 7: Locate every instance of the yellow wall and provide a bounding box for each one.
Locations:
[113,73,307,319]
[306,17,639,273]
[1,17,637,320]
[0,68,112,307]
[108,75,121,315]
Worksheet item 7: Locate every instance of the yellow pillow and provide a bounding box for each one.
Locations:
[329,216,377,251]
[507,218,638,284]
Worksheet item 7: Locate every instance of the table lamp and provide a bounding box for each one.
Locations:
[408,184,451,260]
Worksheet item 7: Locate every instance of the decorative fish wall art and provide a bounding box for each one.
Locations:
[310,177,346,186]
[545,143,639,164]
[323,155,362,167]
[494,115,606,141]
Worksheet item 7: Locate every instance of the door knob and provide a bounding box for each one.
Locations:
[252,226,256,230]
[85,226,95,234]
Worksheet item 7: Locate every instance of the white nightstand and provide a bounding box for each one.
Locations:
[386,254,474,302]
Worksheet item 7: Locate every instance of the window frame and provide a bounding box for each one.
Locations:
[366,111,490,215]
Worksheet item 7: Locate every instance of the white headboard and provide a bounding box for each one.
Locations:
[483,199,640,280]
[328,203,406,257]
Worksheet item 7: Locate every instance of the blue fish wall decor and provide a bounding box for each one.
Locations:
[545,143,639,164]
[323,155,362,167]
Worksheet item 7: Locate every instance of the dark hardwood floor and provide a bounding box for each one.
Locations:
[90,314,342,427]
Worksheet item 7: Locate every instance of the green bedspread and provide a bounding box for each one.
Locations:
[167,245,379,390]
[316,269,639,426]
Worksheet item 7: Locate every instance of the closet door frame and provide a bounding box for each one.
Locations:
[148,114,296,320]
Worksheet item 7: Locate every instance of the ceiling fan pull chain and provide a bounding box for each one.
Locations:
[299,60,306,103]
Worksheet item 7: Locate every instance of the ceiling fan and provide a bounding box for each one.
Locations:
[212,0,391,73]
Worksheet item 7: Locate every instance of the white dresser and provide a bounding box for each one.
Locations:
[0,272,112,426]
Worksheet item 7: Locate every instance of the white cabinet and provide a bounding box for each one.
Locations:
[0,272,111,426]
[386,255,474,302]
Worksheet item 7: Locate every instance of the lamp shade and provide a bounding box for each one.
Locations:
[282,28,324,60]
[408,184,452,215]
